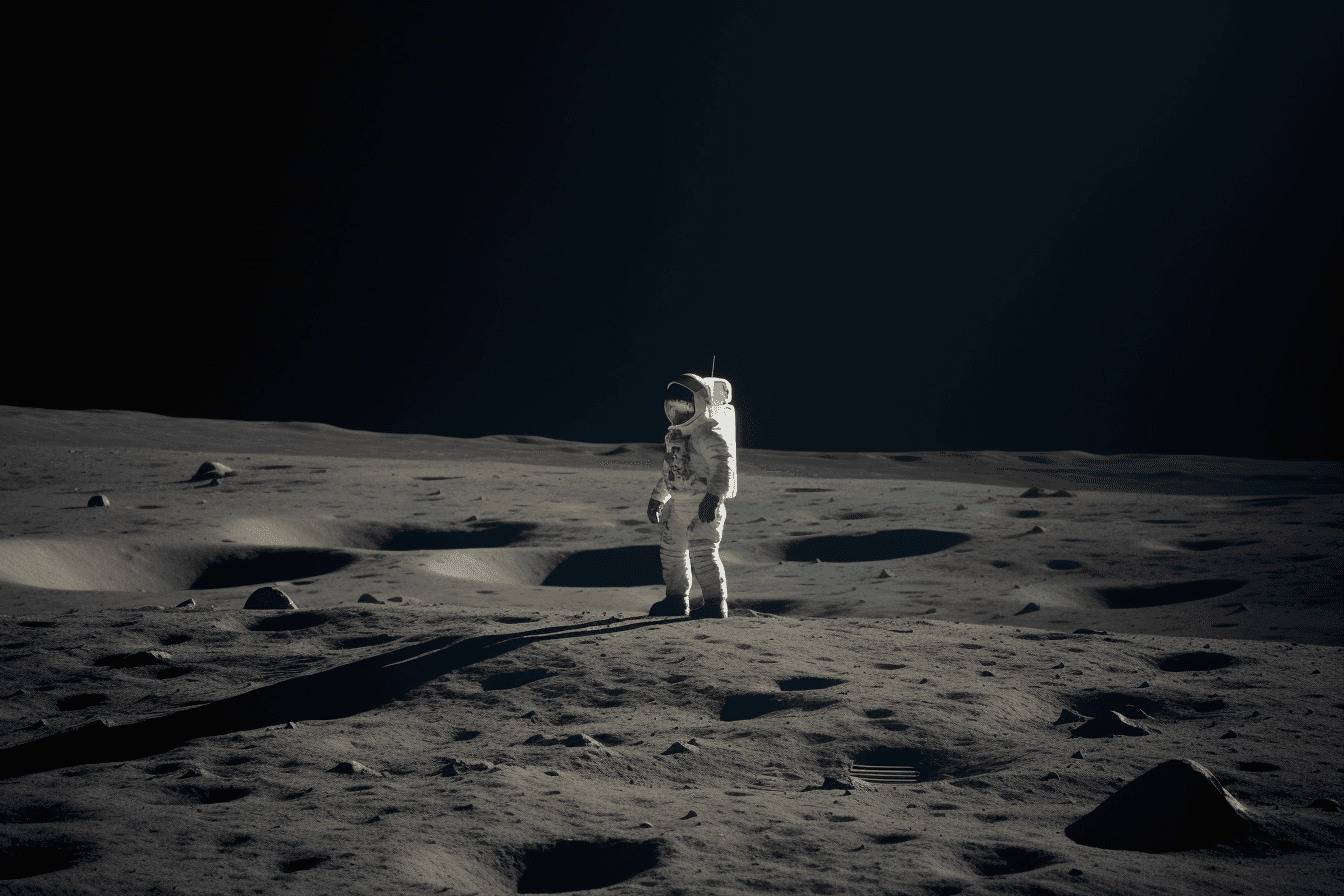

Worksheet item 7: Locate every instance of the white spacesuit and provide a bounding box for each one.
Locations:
[646,373,738,619]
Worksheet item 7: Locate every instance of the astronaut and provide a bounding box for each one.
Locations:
[646,373,738,619]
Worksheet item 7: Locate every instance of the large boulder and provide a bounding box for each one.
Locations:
[1065,759,1259,852]
[244,587,298,610]
[1070,710,1154,738]
[87,495,111,507]
[190,462,234,481]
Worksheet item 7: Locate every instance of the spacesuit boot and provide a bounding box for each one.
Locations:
[687,540,728,618]
[647,592,690,616]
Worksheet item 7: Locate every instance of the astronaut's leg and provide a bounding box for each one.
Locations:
[649,498,693,616]
[688,499,728,619]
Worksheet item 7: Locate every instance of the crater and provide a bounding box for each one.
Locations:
[990,560,1012,568]
[873,833,917,845]
[0,838,92,880]
[57,693,107,711]
[968,845,1057,876]
[282,856,329,874]
[515,839,660,893]
[1096,579,1246,609]
[720,692,839,722]
[191,550,359,590]
[1048,560,1082,570]
[481,668,552,691]
[1180,540,1237,552]
[1016,510,1044,519]
[541,546,663,587]
[374,522,534,550]
[784,529,970,563]
[778,676,846,692]
[1158,651,1240,672]
[852,746,1011,781]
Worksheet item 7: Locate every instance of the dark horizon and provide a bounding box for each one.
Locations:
[6,2,1341,460]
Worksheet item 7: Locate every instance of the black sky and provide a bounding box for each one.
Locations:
[10,1,1342,459]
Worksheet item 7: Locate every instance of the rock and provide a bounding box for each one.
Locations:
[87,495,111,507]
[120,650,172,667]
[1054,709,1086,726]
[1015,602,1041,615]
[638,822,654,828]
[1065,759,1260,852]
[954,504,967,510]
[563,734,604,748]
[428,489,441,496]
[1307,798,1339,812]
[1073,628,1107,635]
[1051,489,1074,498]
[175,598,196,608]
[662,741,700,755]
[1020,487,1050,498]
[1029,525,1047,533]
[878,569,895,578]
[682,810,698,819]
[1042,771,1061,781]
[190,462,234,481]
[244,587,297,610]
[1227,604,1249,615]
[330,760,382,776]
[1071,750,1085,759]
[1071,711,1153,738]
[387,596,404,603]
[179,767,214,778]
[1220,730,1239,739]
[357,594,384,604]
[1051,663,1065,669]
[464,515,478,522]
[1138,681,1150,688]
[813,558,823,564]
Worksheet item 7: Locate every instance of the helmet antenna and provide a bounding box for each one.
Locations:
[710,355,715,378]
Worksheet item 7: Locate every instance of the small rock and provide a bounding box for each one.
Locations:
[175,598,196,608]
[1051,489,1074,498]
[563,733,604,748]
[980,670,995,677]
[954,504,967,510]
[1054,709,1086,726]
[1029,525,1046,534]
[878,569,895,578]
[330,760,382,776]
[1220,730,1239,739]
[244,587,297,610]
[682,810,698,819]
[1052,663,1065,669]
[464,515,478,522]
[1138,681,1150,688]
[120,650,172,667]
[813,558,823,564]
[638,822,654,828]
[687,738,700,746]
[1042,771,1060,781]
[179,767,214,778]
[474,496,484,501]
[285,721,300,730]
[1227,604,1249,615]
[1073,628,1107,635]
[1071,750,1085,759]
[662,741,700,755]
[428,489,441,496]
[87,495,111,507]
[1307,798,1339,812]
[1015,602,1041,615]
[190,462,234,481]
[387,596,404,603]
[1020,487,1050,498]
[357,594,384,604]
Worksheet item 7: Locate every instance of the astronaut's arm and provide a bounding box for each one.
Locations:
[650,470,671,504]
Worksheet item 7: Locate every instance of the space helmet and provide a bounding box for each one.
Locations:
[664,375,704,426]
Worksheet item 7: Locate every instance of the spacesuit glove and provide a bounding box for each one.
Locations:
[647,498,664,525]
[697,493,721,524]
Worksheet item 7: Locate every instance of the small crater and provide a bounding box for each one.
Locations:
[330,634,399,649]
[864,709,896,719]
[1192,699,1228,712]
[801,732,837,744]
[191,549,358,590]
[204,787,249,804]
[282,856,330,873]
[1238,762,1280,772]
[495,616,538,624]
[541,546,663,587]
[1048,560,1082,570]
[778,676,846,692]
[481,668,552,691]
[454,730,481,741]
[0,839,92,880]
[515,839,660,893]
[720,693,837,722]
[1096,579,1246,609]
[969,845,1057,876]
[1017,510,1044,519]
[57,693,107,711]
[990,560,1012,568]
[784,529,970,563]
[874,833,917,844]
[1159,652,1240,672]
[874,663,906,671]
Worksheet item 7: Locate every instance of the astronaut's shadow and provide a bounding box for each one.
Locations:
[0,616,677,779]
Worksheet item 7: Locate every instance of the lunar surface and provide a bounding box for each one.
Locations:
[1,405,1340,895]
